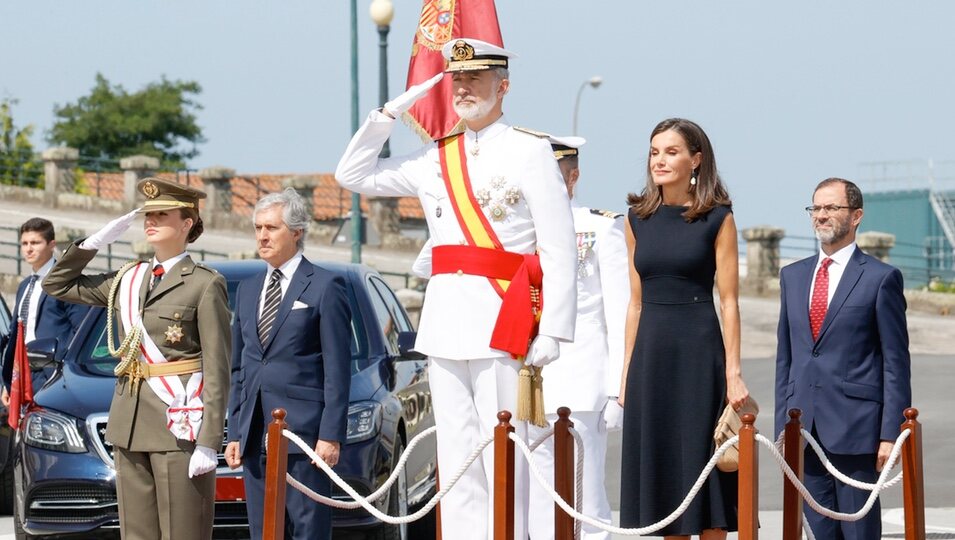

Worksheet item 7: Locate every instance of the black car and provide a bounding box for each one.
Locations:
[6,260,435,539]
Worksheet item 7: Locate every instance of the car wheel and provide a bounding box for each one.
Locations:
[372,438,408,540]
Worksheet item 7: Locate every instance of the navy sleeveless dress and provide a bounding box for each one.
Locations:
[619,204,738,535]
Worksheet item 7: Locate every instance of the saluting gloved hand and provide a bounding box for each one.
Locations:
[524,335,560,368]
[383,72,445,118]
[80,208,140,251]
[188,445,218,478]
[603,398,624,432]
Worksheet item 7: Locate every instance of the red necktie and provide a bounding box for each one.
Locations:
[809,258,833,340]
[151,265,165,290]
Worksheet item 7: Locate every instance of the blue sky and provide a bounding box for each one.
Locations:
[3,1,955,237]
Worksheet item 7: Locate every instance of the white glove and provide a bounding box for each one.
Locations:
[384,72,445,117]
[603,398,624,432]
[80,208,140,251]
[188,445,218,478]
[524,335,560,367]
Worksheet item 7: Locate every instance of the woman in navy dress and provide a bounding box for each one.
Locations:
[618,118,750,539]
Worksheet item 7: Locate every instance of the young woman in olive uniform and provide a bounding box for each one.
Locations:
[43,178,231,540]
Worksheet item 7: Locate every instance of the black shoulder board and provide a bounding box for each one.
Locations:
[590,208,624,219]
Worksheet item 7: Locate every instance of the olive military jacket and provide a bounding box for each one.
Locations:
[42,242,231,452]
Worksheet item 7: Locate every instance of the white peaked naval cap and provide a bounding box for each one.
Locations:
[442,38,518,72]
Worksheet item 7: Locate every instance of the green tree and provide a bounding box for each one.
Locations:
[0,98,41,187]
[49,73,205,169]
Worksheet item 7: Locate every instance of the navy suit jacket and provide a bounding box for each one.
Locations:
[775,247,912,455]
[3,275,89,389]
[227,258,352,456]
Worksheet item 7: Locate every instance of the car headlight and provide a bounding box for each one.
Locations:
[24,409,87,453]
[346,401,381,444]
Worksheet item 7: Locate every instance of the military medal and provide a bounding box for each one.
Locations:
[436,206,442,218]
[165,323,184,344]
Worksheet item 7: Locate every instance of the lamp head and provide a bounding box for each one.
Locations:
[588,76,603,89]
[369,0,394,26]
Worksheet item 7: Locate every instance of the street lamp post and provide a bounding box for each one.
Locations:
[370,0,394,159]
[349,0,362,263]
[572,75,603,136]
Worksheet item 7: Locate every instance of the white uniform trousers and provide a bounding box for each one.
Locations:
[428,357,529,540]
[528,411,611,540]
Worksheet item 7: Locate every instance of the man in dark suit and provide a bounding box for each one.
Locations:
[225,189,352,540]
[775,178,912,539]
[2,218,88,403]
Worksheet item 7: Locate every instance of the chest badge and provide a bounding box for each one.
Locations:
[576,231,597,277]
[165,323,184,344]
[476,176,522,223]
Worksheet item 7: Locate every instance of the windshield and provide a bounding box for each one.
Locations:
[74,278,367,376]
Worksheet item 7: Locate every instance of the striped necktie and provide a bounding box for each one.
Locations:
[258,269,284,345]
[19,274,38,323]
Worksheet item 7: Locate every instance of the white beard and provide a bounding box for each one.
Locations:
[453,93,497,122]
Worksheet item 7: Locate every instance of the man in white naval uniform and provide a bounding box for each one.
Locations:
[335,38,577,540]
[527,136,628,540]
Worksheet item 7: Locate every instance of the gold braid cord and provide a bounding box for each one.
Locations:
[516,285,547,427]
[107,261,147,394]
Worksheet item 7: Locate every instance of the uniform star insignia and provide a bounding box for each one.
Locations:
[165,323,184,344]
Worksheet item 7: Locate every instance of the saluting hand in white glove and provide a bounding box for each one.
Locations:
[80,208,140,251]
[188,445,218,478]
[524,335,560,368]
[383,72,445,118]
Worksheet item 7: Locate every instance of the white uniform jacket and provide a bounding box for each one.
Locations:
[336,111,577,361]
[543,204,629,413]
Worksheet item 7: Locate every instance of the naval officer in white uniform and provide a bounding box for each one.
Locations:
[527,136,628,540]
[335,38,577,540]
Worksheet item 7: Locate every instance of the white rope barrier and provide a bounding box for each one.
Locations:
[568,427,585,539]
[799,427,904,491]
[281,428,493,525]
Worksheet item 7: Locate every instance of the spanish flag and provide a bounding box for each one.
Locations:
[7,321,34,429]
[403,0,504,141]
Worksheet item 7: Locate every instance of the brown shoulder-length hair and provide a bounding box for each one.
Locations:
[180,207,204,243]
[626,118,732,222]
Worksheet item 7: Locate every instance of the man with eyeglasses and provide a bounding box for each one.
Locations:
[774,178,911,539]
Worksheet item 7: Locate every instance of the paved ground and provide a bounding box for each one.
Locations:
[1,198,954,538]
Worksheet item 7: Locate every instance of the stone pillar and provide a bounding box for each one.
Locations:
[741,226,786,296]
[395,288,425,327]
[857,231,895,262]
[120,155,160,207]
[282,175,318,217]
[368,197,401,247]
[42,147,79,196]
[199,166,236,214]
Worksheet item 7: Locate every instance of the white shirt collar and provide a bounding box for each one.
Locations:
[268,250,304,280]
[464,114,510,143]
[34,256,56,279]
[152,251,190,275]
[817,242,856,268]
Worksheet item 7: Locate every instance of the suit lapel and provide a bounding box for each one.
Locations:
[146,257,193,306]
[34,290,49,326]
[816,247,866,342]
[248,271,268,353]
[792,257,815,339]
[262,258,313,353]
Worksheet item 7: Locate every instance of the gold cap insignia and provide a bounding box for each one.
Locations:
[142,181,159,199]
[451,40,475,61]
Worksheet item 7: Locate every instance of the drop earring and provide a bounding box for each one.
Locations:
[690,170,698,186]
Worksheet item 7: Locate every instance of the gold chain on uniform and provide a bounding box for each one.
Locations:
[107,261,148,394]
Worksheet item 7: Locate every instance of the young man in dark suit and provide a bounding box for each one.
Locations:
[2,218,88,403]
[775,178,912,539]
[225,188,352,540]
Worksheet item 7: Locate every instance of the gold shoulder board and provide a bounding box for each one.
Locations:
[590,208,624,219]
[512,126,551,139]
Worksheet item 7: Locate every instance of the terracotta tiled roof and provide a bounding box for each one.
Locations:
[79,171,425,221]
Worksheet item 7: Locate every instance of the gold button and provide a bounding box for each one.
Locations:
[174,313,181,319]
[456,270,463,276]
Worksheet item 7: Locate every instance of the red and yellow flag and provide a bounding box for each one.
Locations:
[404,0,504,141]
[7,321,34,429]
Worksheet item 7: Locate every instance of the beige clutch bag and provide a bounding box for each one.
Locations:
[713,397,759,473]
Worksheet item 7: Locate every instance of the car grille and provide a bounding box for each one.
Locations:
[27,483,118,525]
[89,415,232,469]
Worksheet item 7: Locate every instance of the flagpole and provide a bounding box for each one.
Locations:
[349,0,363,264]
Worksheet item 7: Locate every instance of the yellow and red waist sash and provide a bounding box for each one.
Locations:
[431,244,542,357]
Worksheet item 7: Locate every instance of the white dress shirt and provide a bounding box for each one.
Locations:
[258,251,303,317]
[21,257,55,343]
[809,242,857,307]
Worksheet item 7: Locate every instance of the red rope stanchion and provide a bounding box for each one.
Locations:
[900,408,925,539]
[738,412,759,540]
[263,408,289,540]
[782,408,804,540]
[554,407,575,540]
[494,410,515,540]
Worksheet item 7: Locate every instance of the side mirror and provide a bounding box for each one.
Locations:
[397,332,426,360]
[26,337,59,370]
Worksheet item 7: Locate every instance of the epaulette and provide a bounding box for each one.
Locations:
[512,126,551,139]
[193,263,220,275]
[590,208,624,219]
